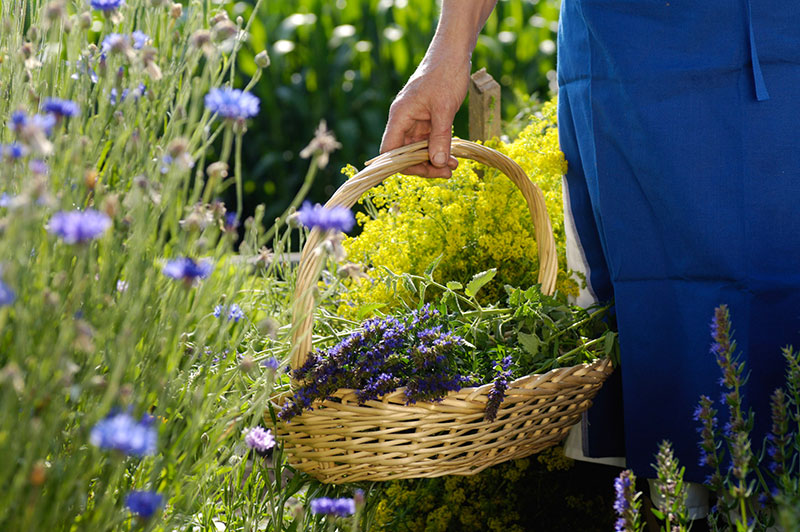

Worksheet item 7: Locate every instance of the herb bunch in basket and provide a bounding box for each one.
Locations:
[280,274,618,423]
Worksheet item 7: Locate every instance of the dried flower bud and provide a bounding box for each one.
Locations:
[44,1,66,23]
[190,29,212,48]
[167,137,190,157]
[210,11,229,25]
[101,194,120,218]
[254,50,270,69]
[85,169,98,189]
[169,3,182,18]
[213,20,238,41]
[21,42,33,59]
[206,161,228,180]
[79,11,92,28]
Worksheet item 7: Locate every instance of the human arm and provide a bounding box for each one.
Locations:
[380,0,498,177]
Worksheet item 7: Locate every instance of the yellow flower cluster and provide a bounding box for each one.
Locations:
[340,98,574,316]
[371,459,531,532]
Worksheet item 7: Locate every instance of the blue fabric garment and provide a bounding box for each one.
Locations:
[557,0,800,482]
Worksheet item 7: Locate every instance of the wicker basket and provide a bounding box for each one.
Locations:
[275,139,614,484]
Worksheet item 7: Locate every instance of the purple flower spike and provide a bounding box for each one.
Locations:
[297,201,355,233]
[48,209,111,244]
[42,98,80,118]
[125,490,163,519]
[213,303,244,322]
[310,497,356,517]
[89,411,157,456]
[162,257,213,282]
[91,0,124,11]
[204,88,260,120]
[244,426,276,455]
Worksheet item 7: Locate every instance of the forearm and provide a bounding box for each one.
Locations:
[427,0,498,63]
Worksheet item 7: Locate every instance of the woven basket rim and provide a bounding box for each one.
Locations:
[272,357,611,406]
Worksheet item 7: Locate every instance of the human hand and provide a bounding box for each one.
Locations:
[380,50,471,178]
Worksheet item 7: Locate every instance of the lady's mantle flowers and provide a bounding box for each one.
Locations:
[310,497,355,517]
[204,88,260,120]
[48,209,111,244]
[125,490,163,519]
[244,426,275,456]
[162,257,213,282]
[297,201,355,233]
[90,411,157,456]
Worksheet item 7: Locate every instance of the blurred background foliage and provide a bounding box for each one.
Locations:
[229,0,560,223]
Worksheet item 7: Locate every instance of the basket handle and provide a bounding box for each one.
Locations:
[290,138,558,371]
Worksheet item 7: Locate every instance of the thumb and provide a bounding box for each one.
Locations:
[428,112,453,168]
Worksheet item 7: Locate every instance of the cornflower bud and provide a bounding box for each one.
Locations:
[79,12,92,29]
[169,2,182,18]
[254,50,270,69]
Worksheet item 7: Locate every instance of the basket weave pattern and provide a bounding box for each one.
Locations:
[277,139,614,484]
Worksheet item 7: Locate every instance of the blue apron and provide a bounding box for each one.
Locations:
[557,0,800,481]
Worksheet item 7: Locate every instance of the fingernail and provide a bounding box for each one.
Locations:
[432,152,446,166]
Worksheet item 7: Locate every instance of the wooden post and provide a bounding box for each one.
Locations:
[468,68,501,142]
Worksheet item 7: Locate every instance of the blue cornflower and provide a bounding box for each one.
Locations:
[30,159,48,175]
[310,497,356,517]
[125,490,163,519]
[3,143,27,159]
[132,30,149,49]
[204,88,260,120]
[90,411,157,456]
[296,201,355,233]
[9,111,27,132]
[262,357,280,370]
[32,113,56,136]
[162,257,213,282]
[0,193,14,207]
[48,209,111,244]
[244,426,275,455]
[110,87,130,106]
[91,0,124,11]
[213,303,244,322]
[224,212,239,232]
[0,279,15,306]
[42,98,80,118]
[101,33,129,54]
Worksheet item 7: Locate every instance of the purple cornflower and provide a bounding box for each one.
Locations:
[91,0,124,11]
[42,98,80,118]
[613,469,641,532]
[125,490,163,519]
[162,257,213,282]
[30,159,48,175]
[48,209,111,244]
[213,303,244,322]
[296,201,355,233]
[484,355,513,422]
[310,497,356,517]
[89,411,157,456]
[132,30,149,49]
[244,426,275,456]
[0,193,14,207]
[204,88,260,120]
[0,279,15,306]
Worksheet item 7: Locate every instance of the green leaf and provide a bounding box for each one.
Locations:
[517,331,541,356]
[603,331,617,355]
[424,253,444,280]
[446,281,463,291]
[465,268,497,298]
[401,273,418,294]
[356,303,387,321]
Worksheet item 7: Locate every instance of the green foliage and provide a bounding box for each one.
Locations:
[232,0,561,223]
